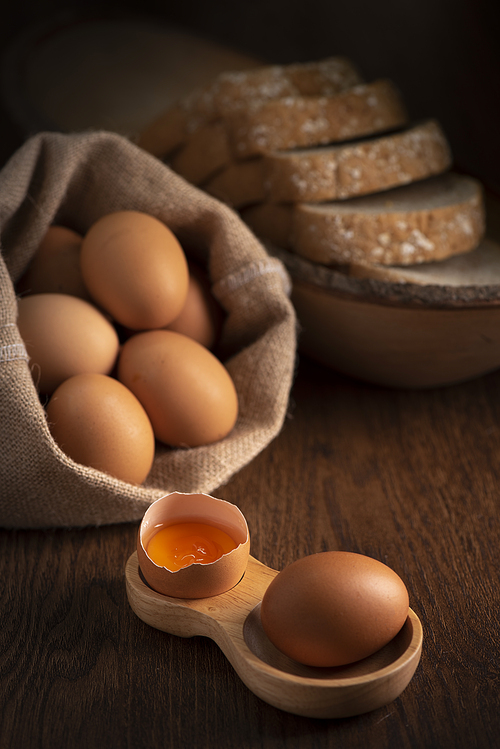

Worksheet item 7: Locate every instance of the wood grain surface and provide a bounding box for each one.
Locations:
[1,355,499,748]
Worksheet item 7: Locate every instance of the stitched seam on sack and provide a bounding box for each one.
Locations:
[217,259,291,294]
[0,343,29,363]
[0,324,29,363]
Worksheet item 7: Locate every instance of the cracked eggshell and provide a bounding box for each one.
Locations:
[137,492,250,598]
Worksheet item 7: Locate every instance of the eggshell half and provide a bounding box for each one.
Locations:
[260,551,410,667]
[137,492,250,598]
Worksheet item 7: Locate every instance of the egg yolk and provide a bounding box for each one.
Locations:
[146,522,238,571]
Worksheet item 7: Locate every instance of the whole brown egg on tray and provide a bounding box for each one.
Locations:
[125,491,423,719]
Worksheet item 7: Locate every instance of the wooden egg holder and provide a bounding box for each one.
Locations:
[125,552,423,719]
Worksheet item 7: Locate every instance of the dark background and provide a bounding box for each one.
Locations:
[1,5,500,747]
[1,0,499,192]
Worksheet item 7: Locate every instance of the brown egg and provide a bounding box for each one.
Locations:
[80,210,189,330]
[137,492,250,598]
[17,293,120,394]
[16,225,91,300]
[166,262,224,349]
[46,373,155,484]
[260,551,410,667]
[117,329,238,447]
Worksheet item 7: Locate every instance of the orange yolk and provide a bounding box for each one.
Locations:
[146,522,238,571]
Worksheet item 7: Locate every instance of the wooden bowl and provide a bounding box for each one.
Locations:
[125,552,423,719]
[268,243,500,389]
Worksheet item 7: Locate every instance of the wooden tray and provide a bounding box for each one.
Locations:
[125,552,423,719]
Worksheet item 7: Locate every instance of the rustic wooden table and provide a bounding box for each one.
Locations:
[1,9,499,745]
[1,353,499,748]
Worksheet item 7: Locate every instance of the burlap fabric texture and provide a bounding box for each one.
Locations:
[0,130,297,528]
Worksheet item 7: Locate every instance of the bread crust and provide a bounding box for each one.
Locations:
[136,56,363,160]
[205,120,451,207]
[227,79,408,158]
[172,79,409,185]
[243,173,485,266]
[171,120,231,184]
[203,159,266,207]
[264,119,451,203]
[266,240,500,306]
[346,238,500,284]
[137,57,487,278]
[183,56,363,126]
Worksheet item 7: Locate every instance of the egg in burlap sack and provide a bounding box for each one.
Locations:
[0,131,296,528]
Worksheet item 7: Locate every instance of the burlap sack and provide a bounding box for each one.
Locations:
[0,130,297,528]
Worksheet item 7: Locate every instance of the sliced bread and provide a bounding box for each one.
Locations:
[181,56,364,128]
[171,79,409,184]
[347,237,500,285]
[266,237,500,308]
[136,56,363,158]
[225,80,408,159]
[171,119,230,185]
[241,172,485,266]
[205,120,451,207]
[203,158,266,208]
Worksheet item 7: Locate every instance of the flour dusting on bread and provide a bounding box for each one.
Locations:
[137,55,492,284]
